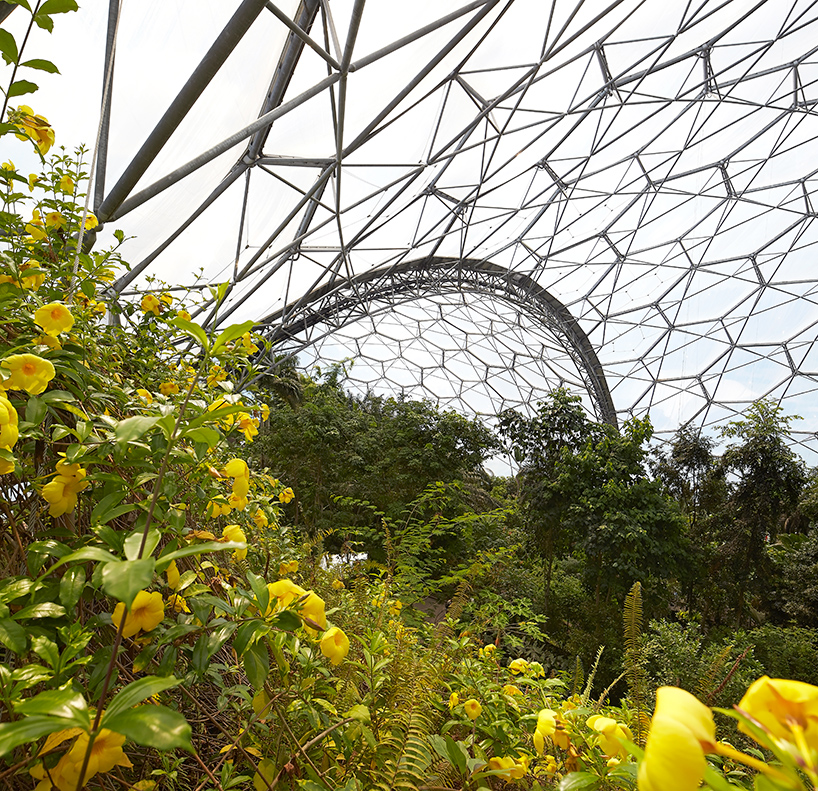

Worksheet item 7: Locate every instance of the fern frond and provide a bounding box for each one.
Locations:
[596,670,626,710]
[622,581,648,746]
[581,646,604,705]
[696,644,733,704]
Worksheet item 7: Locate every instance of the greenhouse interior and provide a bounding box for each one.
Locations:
[1,1,818,790]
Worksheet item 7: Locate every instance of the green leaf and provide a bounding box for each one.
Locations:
[182,426,221,448]
[8,79,38,97]
[115,415,160,445]
[91,490,135,526]
[40,546,118,578]
[243,641,269,689]
[233,619,268,656]
[101,558,155,607]
[15,686,89,729]
[0,716,74,756]
[0,617,26,653]
[25,396,46,424]
[124,529,160,561]
[269,610,301,632]
[156,541,244,571]
[170,316,209,351]
[345,704,371,724]
[0,30,18,64]
[59,566,85,611]
[41,390,75,403]
[103,705,192,752]
[558,772,601,791]
[20,58,59,73]
[39,0,79,12]
[13,602,66,620]
[102,676,183,722]
[210,320,255,357]
[246,571,269,615]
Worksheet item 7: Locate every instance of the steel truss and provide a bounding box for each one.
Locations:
[25,0,818,454]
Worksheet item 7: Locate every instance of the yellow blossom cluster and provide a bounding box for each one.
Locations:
[488,753,529,780]
[12,105,55,154]
[41,460,89,517]
[265,578,326,632]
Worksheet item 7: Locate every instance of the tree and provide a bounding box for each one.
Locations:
[717,400,806,625]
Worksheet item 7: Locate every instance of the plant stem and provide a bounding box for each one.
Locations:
[1,1,44,123]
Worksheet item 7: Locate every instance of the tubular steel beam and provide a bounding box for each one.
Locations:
[264,1,340,72]
[93,0,120,213]
[96,0,268,223]
[248,0,322,160]
[104,0,497,221]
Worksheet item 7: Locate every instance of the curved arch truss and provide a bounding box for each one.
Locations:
[260,257,617,426]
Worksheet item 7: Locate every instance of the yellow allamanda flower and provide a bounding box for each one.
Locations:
[34,302,74,336]
[140,293,161,315]
[111,590,165,638]
[463,699,482,720]
[12,105,55,154]
[159,381,179,396]
[320,626,350,666]
[41,460,88,517]
[739,676,818,750]
[253,508,269,529]
[236,411,259,442]
[59,174,74,193]
[0,393,19,450]
[279,486,294,504]
[638,687,716,791]
[221,523,247,560]
[278,559,298,575]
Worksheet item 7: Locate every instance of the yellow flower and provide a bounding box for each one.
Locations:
[34,334,61,350]
[223,457,249,480]
[537,709,557,738]
[738,676,818,750]
[160,292,173,307]
[167,594,189,613]
[64,728,132,786]
[448,692,459,709]
[136,388,153,404]
[45,211,65,229]
[25,208,47,241]
[159,381,179,396]
[587,714,632,758]
[111,590,165,638]
[34,302,74,336]
[59,174,74,193]
[0,394,19,450]
[279,487,294,504]
[488,756,527,780]
[28,173,39,191]
[320,626,350,666]
[41,461,88,517]
[266,579,326,631]
[241,331,259,354]
[166,560,180,590]
[228,491,248,511]
[509,658,529,675]
[638,687,716,791]
[84,212,99,230]
[3,354,57,394]
[207,366,227,387]
[12,105,55,154]
[141,294,161,315]
[222,524,247,560]
[236,412,259,442]
[463,699,482,720]
[259,402,270,421]
[253,509,269,529]
[503,684,522,697]
[278,560,298,575]
[207,499,232,518]
[331,578,345,590]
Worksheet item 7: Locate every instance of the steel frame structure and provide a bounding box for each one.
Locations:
[13,0,818,452]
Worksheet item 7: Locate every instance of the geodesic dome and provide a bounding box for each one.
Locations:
[5,0,818,456]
